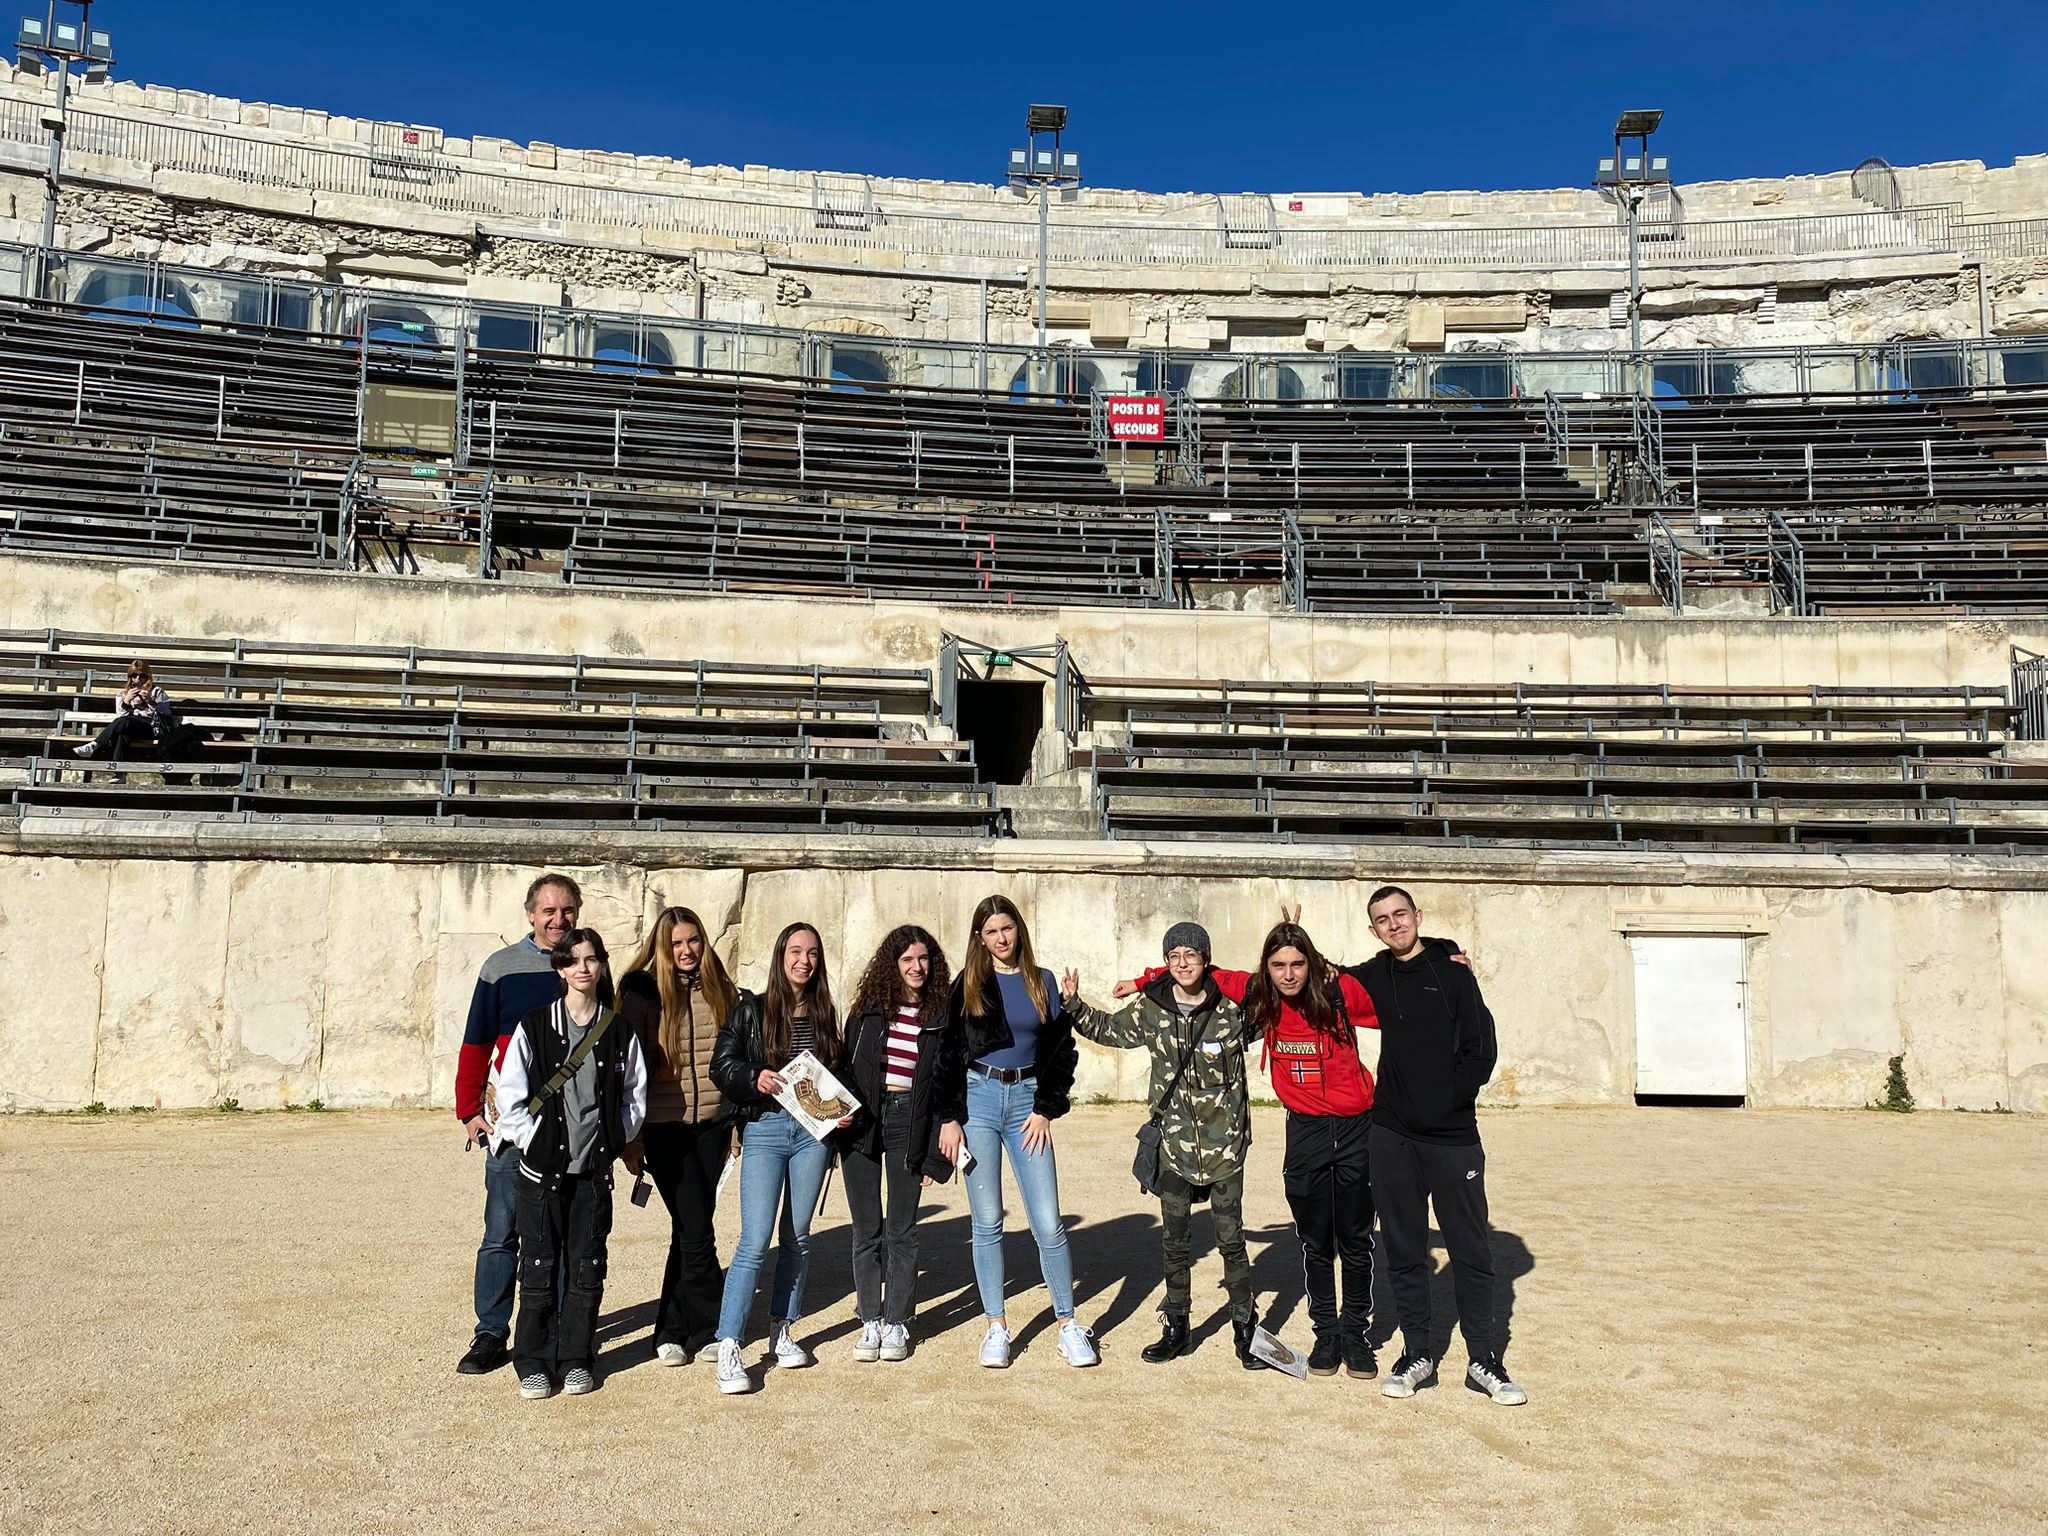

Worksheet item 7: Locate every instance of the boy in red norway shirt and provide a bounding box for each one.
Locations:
[1116,916,1464,1379]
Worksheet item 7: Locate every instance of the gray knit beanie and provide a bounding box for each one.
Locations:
[1162,921,1212,960]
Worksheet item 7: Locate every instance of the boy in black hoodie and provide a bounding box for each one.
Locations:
[1341,886,1526,1407]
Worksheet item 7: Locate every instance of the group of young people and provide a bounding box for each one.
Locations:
[453,873,1528,1408]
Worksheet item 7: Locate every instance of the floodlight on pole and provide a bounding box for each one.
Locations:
[1593,107,1667,366]
[1005,102,1082,392]
[16,1,113,264]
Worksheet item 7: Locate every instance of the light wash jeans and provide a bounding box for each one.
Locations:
[962,1071,1076,1320]
[715,1110,831,1341]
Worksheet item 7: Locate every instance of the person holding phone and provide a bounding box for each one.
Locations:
[938,894,1097,1370]
[706,922,851,1395]
[74,659,175,760]
[839,925,962,1363]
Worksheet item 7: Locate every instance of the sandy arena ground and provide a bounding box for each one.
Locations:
[3,1105,2043,1535]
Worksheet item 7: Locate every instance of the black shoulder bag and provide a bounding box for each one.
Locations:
[1132,1029,1197,1196]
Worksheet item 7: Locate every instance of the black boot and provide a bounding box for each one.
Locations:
[1307,1331,1341,1376]
[1232,1315,1269,1371]
[1342,1331,1378,1379]
[1141,1315,1191,1364]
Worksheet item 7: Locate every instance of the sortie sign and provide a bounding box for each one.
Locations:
[1103,394,1167,442]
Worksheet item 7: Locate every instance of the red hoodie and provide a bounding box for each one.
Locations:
[1130,966,1379,1117]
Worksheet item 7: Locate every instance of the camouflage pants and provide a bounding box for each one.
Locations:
[1158,1169,1253,1323]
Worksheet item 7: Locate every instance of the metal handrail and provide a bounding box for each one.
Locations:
[1646,509,1685,611]
[1764,509,1808,616]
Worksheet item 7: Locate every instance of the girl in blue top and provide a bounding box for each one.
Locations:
[938,894,1098,1370]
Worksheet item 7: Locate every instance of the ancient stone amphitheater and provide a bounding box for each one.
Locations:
[0,68,2043,1116]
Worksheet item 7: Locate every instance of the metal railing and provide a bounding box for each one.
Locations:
[13,238,2048,408]
[2013,646,2047,740]
[1763,509,1808,616]
[1646,509,1686,610]
[5,93,2045,273]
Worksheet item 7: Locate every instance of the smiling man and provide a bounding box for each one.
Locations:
[1341,884,1526,1407]
[452,872,585,1376]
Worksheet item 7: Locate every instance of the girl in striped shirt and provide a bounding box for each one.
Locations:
[840,925,961,1362]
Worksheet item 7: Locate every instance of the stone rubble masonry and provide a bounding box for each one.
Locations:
[4,70,2048,350]
[1,553,2045,1115]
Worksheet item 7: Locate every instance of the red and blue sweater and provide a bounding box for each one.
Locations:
[454,938,561,1124]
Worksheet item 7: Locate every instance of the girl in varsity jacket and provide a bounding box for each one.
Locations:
[494,928,649,1401]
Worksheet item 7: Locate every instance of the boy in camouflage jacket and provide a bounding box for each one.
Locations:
[1062,922,1266,1369]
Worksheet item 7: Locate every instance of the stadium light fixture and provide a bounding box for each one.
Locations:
[1005,102,1083,389]
[1594,107,1669,364]
[16,1,114,264]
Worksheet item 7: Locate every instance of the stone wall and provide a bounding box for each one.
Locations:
[6,552,2045,696]
[5,68,2048,355]
[7,827,2045,1114]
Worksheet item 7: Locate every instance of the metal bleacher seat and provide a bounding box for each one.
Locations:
[1074,675,2046,851]
[0,630,1002,835]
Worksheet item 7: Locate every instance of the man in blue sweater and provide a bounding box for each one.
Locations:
[453,873,583,1375]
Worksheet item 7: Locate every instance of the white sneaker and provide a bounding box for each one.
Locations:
[1381,1353,1437,1399]
[696,1341,723,1363]
[880,1323,910,1362]
[769,1318,812,1369]
[1057,1319,1099,1368]
[655,1342,687,1367]
[715,1338,751,1395]
[979,1322,1012,1368]
[852,1320,883,1363]
[72,743,93,758]
[1467,1356,1528,1406]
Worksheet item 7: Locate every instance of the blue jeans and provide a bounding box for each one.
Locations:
[962,1072,1076,1320]
[474,1141,521,1339]
[715,1110,832,1341]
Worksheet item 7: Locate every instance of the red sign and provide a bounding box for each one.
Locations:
[1104,394,1166,443]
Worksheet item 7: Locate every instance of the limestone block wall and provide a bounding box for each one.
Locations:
[4,69,2046,354]
[6,830,2045,1114]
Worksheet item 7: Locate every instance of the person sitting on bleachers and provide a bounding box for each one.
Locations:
[74,660,176,760]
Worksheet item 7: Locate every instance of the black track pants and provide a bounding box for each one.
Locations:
[1369,1123,1496,1363]
[1282,1110,1375,1340]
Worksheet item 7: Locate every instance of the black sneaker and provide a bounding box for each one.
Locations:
[1380,1352,1437,1398]
[1307,1333,1341,1376]
[457,1333,508,1375]
[1342,1333,1378,1379]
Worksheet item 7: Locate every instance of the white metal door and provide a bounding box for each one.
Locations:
[1630,936,1748,1097]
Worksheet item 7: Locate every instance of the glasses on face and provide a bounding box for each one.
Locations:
[1165,949,1203,964]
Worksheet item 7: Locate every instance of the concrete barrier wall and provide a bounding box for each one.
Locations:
[6,553,2046,693]
[7,830,2044,1114]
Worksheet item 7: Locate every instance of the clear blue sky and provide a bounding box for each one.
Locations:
[95,0,2048,195]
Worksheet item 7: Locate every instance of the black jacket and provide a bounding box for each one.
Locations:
[842,1005,958,1183]
[1342,940,1497,1146]
[707,991,787,1125]
[507,1002,639,1182]
[936,971,1080,1124]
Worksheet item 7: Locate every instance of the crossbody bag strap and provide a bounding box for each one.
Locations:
[527,1003,620,1116]
[1149,1020,1198,1126]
